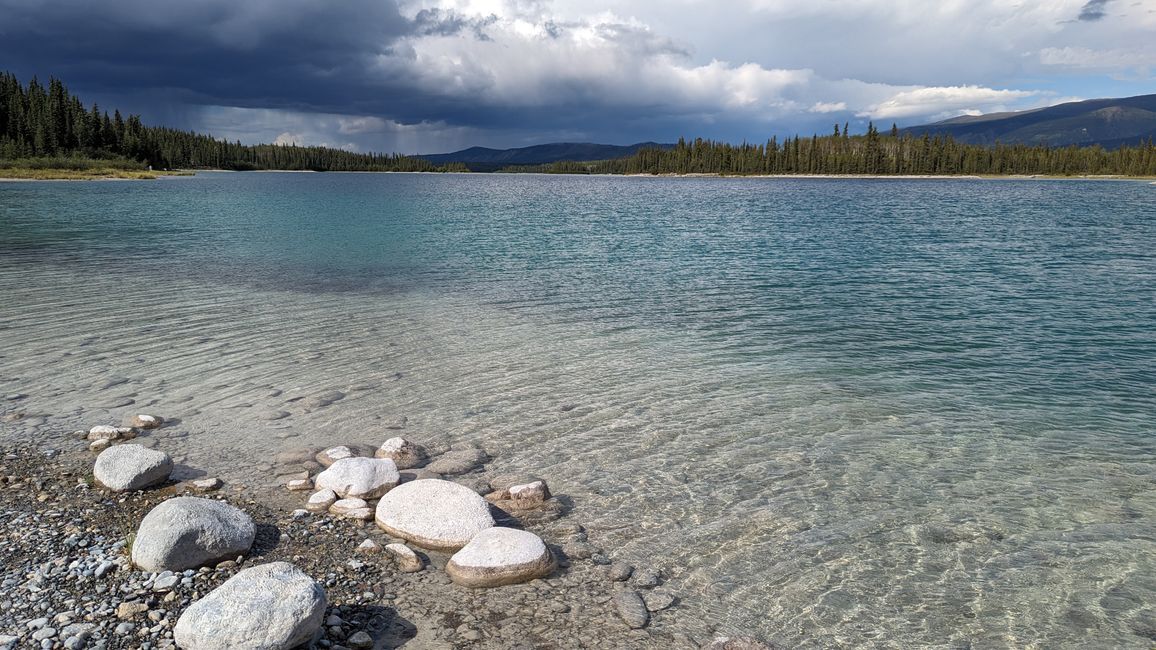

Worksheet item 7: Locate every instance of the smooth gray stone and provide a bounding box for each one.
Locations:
[613,590,649,629]
[93,445,172,492]
[131,497,255,572]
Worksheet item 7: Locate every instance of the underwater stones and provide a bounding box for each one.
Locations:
[314,457,399,499]
[374,479,494,551]
[173,562,326,650]
[425,447,489,476]
[131,497,256,572]
[446,527,555,588]
[93,444,173,492]
[607,562,634,582]
[315,446,355,467]
[191,477,223,492]
[127,414,164,429]
[286,478,313,491]
[374,437,427,469]
[613,590,649,629]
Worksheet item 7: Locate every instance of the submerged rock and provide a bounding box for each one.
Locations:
[375,479,494,550]
[93,444,173,492]
[447,527,555,588]
[613,590,649,629]
[315,446,355,467]
[314,457,399,499]
[374,436,427,469]
[173,562,326,650]
[425,447,489,476]
[127,414,164,429]
[132,497,256,572]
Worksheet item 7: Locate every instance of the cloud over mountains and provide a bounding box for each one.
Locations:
[0,0,1151,152]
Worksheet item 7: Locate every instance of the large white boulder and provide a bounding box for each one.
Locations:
[173,562,326,650]
[314,457,399,499]
[131,497,256,572]
[375,479,494,550]
[93,444,173,492]
[446,527,555,587]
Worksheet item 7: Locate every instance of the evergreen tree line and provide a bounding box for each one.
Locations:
[506,123,1156,177]
[0,72,465,172]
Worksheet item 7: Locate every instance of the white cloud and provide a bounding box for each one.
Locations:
[858,86,1037,120]
[810,101,846,113]
[1039,46,1156,72]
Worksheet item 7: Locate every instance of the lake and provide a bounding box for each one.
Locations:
[2,172,1155,647]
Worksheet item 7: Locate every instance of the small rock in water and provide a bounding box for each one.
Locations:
[191,477,223,492]
[314,457,399,499]
[509,480,549,503]
[127,414,164,429]
[286,478,313,491]
[374,436,427,469]
[4,393,26,400]
[258,409,291,421]
[384,543,424,573]
[633,567,661,588]
[315,445,356,467]
[562,541,596,560]
[608,562,634,582]
[643,590,676,612]
[425,447,488,476]
[306,489,338,513]
[613,590,650,629]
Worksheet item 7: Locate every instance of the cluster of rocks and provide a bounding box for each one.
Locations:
[0,410,774,649]
[288,439,562,589]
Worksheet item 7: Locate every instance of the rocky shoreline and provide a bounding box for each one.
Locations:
[0,417,770,649]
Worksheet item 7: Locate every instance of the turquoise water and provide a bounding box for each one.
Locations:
[2,172,1155,647]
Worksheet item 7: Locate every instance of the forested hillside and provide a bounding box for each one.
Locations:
[510,124,1156,177]
[0,72,461,172]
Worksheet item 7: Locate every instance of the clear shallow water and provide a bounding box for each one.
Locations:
[2,172,1155,647]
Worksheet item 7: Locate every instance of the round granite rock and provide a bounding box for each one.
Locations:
[314,457,399,499]
[447,527,555,587]
[173,562,326,650]
[131,497,256,572]
[93,444,173,492]
[374,479,494,550]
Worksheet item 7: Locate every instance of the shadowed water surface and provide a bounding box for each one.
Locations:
[2,172,1155,647]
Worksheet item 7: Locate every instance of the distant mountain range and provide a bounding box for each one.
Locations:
[902,94,1156,148]
[418,141,673,170]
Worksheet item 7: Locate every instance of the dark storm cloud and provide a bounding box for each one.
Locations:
[1077,0,1112,21]
[0,0,414,115]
